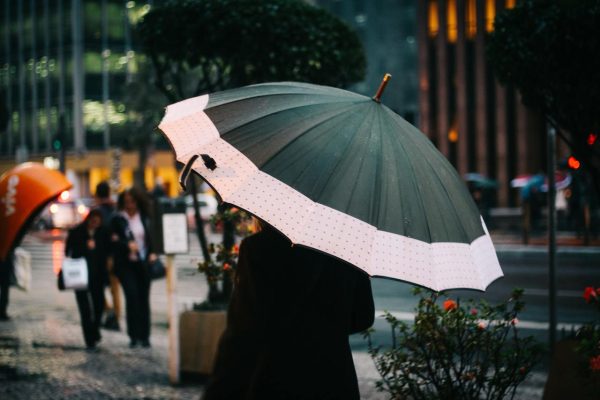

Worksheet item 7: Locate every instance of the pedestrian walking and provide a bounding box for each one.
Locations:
[94,181,121,331]
[65,209,110,349]
[203,222,375,400]
[110,187,157,348]
[0,251,14,321]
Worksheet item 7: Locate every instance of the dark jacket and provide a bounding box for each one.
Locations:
[204,228,375,400]
[110,213,155,274]
[65,223,109,287]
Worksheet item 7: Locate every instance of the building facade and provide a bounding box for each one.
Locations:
[417,0,549,207]
[0,0,179,196]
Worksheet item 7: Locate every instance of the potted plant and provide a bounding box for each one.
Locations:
[179,206,251,377]
[544,286,600,399]
[363,288,544,400]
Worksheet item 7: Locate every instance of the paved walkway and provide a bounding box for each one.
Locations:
[0,232,551,399]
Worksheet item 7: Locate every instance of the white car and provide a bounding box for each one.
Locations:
[33,198,89,230]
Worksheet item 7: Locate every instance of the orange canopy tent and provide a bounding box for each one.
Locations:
[0,163,72,262]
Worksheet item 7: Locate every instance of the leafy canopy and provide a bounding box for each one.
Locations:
[136,0,366,102]
[487,0,600,188]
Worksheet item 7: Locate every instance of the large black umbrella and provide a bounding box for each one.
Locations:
[159,80,502,291]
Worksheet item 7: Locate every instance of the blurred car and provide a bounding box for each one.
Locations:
[32,192,89,230]
[184,193,218,231]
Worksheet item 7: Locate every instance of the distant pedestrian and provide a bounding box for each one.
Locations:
[150,176,167,199]
[110,187,157,348]
[65,209,110,350]
[204,222,375,400]
[95,181,121,331]
[0,251,14,321]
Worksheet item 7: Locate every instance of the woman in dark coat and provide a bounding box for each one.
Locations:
[204,223,375,400]
[65,208,109,349]
[110,187,157,348]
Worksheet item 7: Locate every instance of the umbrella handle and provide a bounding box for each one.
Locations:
[178,154,199,191]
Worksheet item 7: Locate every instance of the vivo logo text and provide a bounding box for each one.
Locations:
[3,175,19,217]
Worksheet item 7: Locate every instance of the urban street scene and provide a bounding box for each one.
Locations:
[1,1,600,399]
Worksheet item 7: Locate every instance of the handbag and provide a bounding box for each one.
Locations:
[58,257,89,291]
[11,247,32,292]
[146,258,166,280]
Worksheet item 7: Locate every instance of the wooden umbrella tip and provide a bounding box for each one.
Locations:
[372,73,392,103]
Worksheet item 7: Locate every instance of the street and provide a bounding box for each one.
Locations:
[2,229,594,399]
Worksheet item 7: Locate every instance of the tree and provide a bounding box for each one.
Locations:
[136,0,366,103]
[119,62,170,189]
[487,0,600,193]
[0,93,8,135]
[136,0,366,306]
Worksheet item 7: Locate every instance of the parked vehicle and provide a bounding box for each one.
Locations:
[32,191,89,230]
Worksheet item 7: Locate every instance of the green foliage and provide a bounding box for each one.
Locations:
[194,207,252,310]
[364,288,544,400]
[136,0,366,102]
[574,286,600,383]
[487,0,600,190]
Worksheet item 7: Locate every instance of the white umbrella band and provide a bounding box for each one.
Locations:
[159,95,503,292]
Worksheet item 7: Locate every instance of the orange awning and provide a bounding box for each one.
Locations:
[0,163,72,261]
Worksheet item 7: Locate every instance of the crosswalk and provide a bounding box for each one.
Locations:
[19,231,213,277]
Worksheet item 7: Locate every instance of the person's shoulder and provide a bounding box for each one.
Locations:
[242,229,289,248]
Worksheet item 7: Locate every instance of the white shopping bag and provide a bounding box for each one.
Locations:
[13,247,32,291]
[60,257,88,290]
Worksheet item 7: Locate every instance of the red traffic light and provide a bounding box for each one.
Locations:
[587,133,597,146]
[568,156,581,170]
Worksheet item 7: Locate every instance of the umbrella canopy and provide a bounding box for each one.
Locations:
[511,172,572,199]
[0,163,72,261]
[464,173,498,189]
[159,82,502,291]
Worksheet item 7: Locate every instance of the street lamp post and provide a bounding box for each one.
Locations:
[547,123,557,353]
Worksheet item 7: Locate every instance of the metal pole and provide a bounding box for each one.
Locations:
[166,254,180,384]
[57,0,65,119]
[71,0,84,151]
[17,0,27,160]
[44,0,52,151]
[547,124,557,353]
[4,0,13,154]
[101,0,110,148]
[30,0,39,154]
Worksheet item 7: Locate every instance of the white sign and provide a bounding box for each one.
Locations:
[162,213,189,254]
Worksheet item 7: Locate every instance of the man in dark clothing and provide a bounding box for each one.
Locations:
[204,225,375,400]
[94,180,121,331]
[0,252,14,321]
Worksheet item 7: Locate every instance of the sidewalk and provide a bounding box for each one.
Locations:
[0,232,560,399]
[0,234,387,399]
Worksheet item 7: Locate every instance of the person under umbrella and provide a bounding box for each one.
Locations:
[0,251,14,321]
[65,208,110,350]
[203,220,374,400]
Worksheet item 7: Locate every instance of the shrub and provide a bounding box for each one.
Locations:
[363,288,544,400]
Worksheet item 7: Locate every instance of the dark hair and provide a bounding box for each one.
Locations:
[117,187,150,216]
[95,181,110,199]
[86,208,103,223]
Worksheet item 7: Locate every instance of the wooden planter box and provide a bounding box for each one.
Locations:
[179,310,227,376]
[543,339,600,399]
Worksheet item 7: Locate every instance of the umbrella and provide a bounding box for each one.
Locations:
[158,80,502,291]
[0,163,72,261]
[464,173,498,190]
[510,172,572,199]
